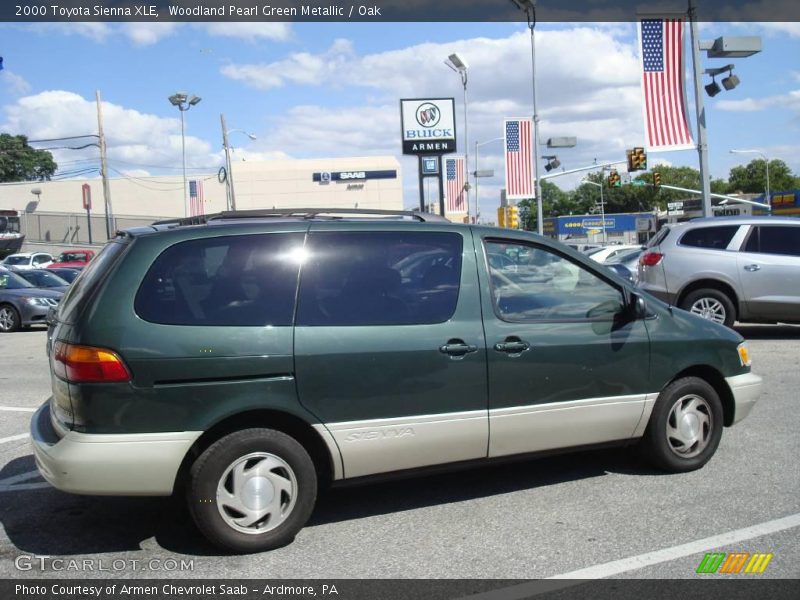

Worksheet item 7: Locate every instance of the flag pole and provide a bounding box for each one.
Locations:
[688,0,712,218]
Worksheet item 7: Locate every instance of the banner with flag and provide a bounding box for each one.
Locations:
[445,155,466,214]
[504,118,533,199]
[189,179,205,217]
[638,17,694,151]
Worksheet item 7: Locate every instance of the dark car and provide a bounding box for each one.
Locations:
[31,209,762,553]
[15,269,71,293]
[0,267,62,332]
[46,267,82,284]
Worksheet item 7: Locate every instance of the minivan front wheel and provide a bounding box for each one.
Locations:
[188,428,317,553]
[680,288,735,328]
[642,377,723,472]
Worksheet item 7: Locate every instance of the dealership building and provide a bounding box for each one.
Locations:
[0,156,406,248]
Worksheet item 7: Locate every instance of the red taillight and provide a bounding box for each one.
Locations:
[640,252,664,267]
[52,341,131,383]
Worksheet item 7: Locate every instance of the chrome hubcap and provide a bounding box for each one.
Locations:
[0,308,14,331]
[216,452,297,535]
[666,394,713,458]
[689,297,726,324]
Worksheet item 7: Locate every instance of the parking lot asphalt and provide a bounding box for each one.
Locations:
[0,325,798,581]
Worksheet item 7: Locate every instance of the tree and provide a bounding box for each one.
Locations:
[518,180,573,229]
[0,134,57,183]
[727,159,799,196]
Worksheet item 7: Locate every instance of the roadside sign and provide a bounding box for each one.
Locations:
[81,183,91,211]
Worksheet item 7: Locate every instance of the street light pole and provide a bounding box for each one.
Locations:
[730,149,770,206]
[168,92,201,218]
[688,0,712,218]
[221,113,233,211]
[445,53,470,221]
[582,178,607,243]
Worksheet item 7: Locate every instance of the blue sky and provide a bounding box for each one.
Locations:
[1,20,798,214]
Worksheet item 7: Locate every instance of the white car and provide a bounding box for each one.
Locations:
[587,244,643,264]
[2,252,53,270]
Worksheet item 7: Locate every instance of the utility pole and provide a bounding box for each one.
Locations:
[688,0,712,217]
[220,113,235,211]
[95,90,113,240]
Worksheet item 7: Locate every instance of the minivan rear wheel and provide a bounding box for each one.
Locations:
[680,288,735,328]
[188,428,317,553]
[642,377,723,472]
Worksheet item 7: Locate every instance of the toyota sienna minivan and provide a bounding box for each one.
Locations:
[31,209,762,553]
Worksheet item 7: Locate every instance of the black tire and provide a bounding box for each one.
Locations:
[680,288,736,328]
[188,428,317,553]
[0,304,21,333]
[642,377,723,472]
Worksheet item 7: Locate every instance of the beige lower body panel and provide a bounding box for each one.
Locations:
[726,372,763,424]
[325,411,488,479]
[488,394,651,458]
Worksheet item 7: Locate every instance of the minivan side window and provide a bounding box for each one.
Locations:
[678,226,740,250]
[296,231,463,326]
[135,233,304,326]
[485,241,624,322]
[743,225,800,257]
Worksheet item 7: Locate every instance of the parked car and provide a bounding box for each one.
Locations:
[14,269,70,293]
[2,252,53,270]
[638,216,800,328]
[604,262,635,283]
[588,244,644,264]
[565,243,602,254]
[32,209,762,553]
[606,247,646,283]
[0,267,62,332]
[48,249,95,269]
[45,267,82,284]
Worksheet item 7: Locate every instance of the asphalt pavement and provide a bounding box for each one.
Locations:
[0,325,798,582]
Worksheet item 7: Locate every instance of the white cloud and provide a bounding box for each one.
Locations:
[27,23,112,43]
[0,71,32,96]
[199,23,292,42]
[716,90,800,112]
[122,23,181,46]
[1,91,214,176]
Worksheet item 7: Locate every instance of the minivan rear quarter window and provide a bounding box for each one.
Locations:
[135,233,304,326]
[296,231,463,326]
[679,225,740,250]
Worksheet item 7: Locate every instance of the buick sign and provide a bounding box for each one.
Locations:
[400,98,457,155]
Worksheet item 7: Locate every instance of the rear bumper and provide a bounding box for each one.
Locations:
[725,372,763,425]
[30,401,201,496]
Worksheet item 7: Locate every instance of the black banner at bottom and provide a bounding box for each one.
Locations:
[3,579,799,600]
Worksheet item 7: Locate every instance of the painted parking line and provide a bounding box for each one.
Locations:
[0,407,36,413]
[461,513,800,599]
[0,433,28,445]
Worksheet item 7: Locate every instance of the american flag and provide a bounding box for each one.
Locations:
[639,18,694,151]
[504,119,533,199]
[189,179,204,217]
[445,156,466,214]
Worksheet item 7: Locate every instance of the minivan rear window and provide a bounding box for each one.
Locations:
[679,225,740,250]
[135,233,304,326]
[296,231,463,326]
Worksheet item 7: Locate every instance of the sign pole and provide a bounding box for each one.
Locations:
[81,183,93,244]
[437,155,446,217]
[418,156,425,212]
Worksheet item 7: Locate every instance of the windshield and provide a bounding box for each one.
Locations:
[3,255,29,266]
[19,270,68,288]
[0,271,35,289]
[56,252,89,263]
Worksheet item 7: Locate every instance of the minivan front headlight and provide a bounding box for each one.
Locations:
[737,342,752,367]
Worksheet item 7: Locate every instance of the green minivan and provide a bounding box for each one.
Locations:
[31,210,762,553]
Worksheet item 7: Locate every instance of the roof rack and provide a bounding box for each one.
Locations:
[153,208,450,227]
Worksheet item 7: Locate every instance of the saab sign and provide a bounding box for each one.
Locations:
[313,170,397,183]
[400,98,457,155]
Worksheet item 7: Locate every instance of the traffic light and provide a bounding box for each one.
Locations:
[497,206,506,228]
[607,170,621,188]
[653,171,662,188]
[508,205,519,229]
[633,147,647,170]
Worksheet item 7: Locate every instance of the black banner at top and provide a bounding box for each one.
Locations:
[2,0,800,23]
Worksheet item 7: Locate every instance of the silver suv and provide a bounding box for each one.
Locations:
[638,216,800,328]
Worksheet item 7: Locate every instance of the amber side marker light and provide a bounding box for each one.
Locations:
[52,342,131,383]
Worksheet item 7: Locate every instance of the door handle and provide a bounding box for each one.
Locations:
[439,339,478,356]
[744,264,761,272]
[494,338,531,354]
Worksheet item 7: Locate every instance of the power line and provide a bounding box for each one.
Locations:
[28,134,99,143]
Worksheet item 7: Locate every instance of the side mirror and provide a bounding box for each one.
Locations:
[629,292,647,320]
